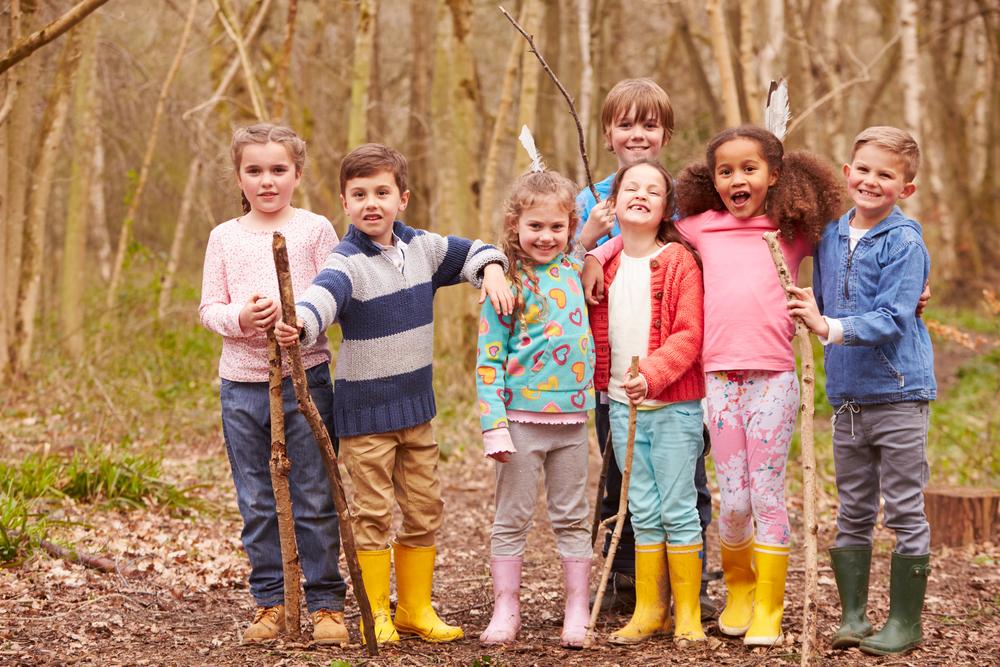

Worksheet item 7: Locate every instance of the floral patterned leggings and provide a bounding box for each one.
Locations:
[706,370,799,547]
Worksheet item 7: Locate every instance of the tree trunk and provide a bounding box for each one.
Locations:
[59,15,99,357]
[0,0,22,127]
[514,0,543,175]
[270,0,298,121]
[577,0,594,184]
[738,0,761,124]
[158,154,203,321]
[705,0,741,127]
[89,119,111,283]
[347,0,376,147]
[406,0,434,229]
[106,0,198,310]
[757,0,784,106]
[925,487,1000,547]
[9,31,78,376]
[444,0,479,237]
[788,0,815,148]
[676,3,723,129]
[478,2,529,240]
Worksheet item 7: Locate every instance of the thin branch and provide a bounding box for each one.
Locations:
[213,0,267,121]
[0,0,111,75]
[499,5,597,200]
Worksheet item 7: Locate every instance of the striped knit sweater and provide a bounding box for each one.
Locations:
[295,221,507,437]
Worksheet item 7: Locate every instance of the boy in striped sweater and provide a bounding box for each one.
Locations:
[276,144,512,644]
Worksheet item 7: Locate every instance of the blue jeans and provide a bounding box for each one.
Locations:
[610,399,704,546]
[220,362,347,612]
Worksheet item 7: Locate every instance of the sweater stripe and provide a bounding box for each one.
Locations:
[335,323,435,380]
[340,283,435,340]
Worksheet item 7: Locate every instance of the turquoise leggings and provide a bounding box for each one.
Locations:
[609,399,703,545]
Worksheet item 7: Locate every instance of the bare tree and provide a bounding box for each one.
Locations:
[705,0,741,126]
[0,0,110,75]
[348,0,377,147]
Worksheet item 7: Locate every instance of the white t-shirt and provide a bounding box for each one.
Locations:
[608,246,667,408]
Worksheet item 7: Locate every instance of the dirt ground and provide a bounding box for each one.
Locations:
[1,434,998,667]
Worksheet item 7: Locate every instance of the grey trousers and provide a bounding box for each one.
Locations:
[491,420,592,558]
[832,400,931,555]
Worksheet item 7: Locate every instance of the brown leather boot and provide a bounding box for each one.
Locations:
[242,605,285,643]
[311,609,349,646]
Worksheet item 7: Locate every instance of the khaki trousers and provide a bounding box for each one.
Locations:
[341,421,444,550]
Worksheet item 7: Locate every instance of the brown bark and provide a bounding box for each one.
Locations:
[706,0,742,126]
[106,0,198,310]
[0,0,22,127]
[214,0,267,120]
[406,0,434,229]
[39,538,132,575]
[271,0,298,121]
[925,487,1000,547]
[59,15,99,356]
[271,233,378,657]
[266,330,303,638]
[157,154,203,321]
[348,0,377,147]
[764,231,817,666]
[576,0,595,184]
[9,31,78,377]
[513,1,543,175]
[676,3,723,129]
[0,0,110,75]
[738,0,762,124]
[89,105,111,283]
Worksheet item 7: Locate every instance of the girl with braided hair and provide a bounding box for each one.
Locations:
[475,169,596,648]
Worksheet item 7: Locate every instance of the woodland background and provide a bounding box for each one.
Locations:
[0,1,998,665]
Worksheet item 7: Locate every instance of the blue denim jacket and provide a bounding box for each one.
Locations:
[814,206,936,406]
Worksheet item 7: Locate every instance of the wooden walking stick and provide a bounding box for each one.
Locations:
[584,356,640,648]
[271,232,379,657]
[266,330,303,638]
[763,231,817,665]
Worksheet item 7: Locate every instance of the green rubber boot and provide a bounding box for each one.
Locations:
[860,553,930,656]
[829,546,873,649]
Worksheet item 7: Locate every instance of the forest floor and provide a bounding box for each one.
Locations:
[1,429,998,667]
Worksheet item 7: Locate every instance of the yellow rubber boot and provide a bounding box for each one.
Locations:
[356,549,399,644]
[392,543,464,642]
[609,544,669,645]
[667,543,707,643]
[718,536,756,636]
[744,543,790,646]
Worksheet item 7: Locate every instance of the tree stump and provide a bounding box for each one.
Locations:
[925,486,1000,547]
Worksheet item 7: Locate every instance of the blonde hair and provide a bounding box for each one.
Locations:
[600,78,674,149]
[499,170,580,332]
[851,126,920,182]
[230,123,306,213]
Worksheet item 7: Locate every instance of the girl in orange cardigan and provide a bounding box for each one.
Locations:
[588,159,706,645]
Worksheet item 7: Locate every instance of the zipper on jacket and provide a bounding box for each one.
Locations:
[843,246,854,299]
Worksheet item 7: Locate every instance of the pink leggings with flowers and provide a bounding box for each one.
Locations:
[706,370,799,547]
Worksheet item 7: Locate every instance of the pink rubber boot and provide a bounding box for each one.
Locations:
[480,556,522,645]
[560,557,592,648]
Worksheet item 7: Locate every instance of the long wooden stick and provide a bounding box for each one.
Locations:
[763,231,817,665]
[590,426,614,547]
[584,356,639,648]
[271,233,378,657]
[498,4,598,200]
[266,330,303,638]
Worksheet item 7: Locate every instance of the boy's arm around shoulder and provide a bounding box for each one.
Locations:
[638,249,704,397]
[295,250,353,347]
[840,231,929,347]
[425,230,508,289]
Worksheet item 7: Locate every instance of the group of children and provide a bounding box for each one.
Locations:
[200,77,936,657]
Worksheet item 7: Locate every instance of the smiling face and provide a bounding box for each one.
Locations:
[844,144,916,228]
[237,141,300,220]
[516,197,571,265]
[613,162,670,232]
[606,106,667,168]
[712,137,778,219]
[340,169,410,246]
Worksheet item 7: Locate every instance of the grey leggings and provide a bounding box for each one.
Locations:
[491,420,591,558]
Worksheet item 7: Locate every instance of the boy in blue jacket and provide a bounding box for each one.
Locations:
[788,126,935,657]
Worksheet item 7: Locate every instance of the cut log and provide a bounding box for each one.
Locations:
[925,486,1000,547]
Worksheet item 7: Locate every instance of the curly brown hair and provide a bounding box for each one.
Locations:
[499,170,580,332]
[675,125,844,243]
[609,159,702,268]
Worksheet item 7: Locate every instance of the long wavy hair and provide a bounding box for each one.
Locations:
[675,125,844,242]
[499,170,580,332]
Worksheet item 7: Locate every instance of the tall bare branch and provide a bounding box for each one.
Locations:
[0,0,110,75]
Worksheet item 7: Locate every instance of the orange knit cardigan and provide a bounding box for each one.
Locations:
[589,243,705,402]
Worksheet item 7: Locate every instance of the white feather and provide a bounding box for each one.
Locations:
[518,124,545,173]
[764,79,790,141]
